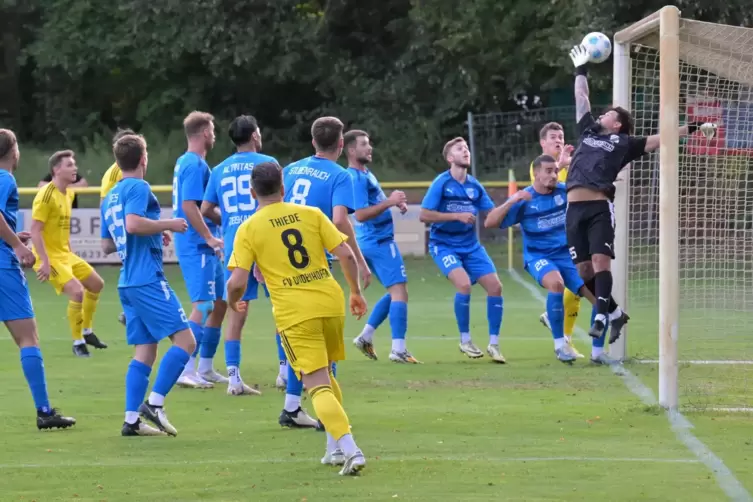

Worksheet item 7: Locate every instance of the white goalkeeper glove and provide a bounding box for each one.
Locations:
[699,122,717,140]
[570,45,590,68]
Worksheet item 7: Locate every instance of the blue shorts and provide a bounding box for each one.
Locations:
[223,268,260,302]
[526,253,584,294]
[177,253,224,303]
[119,281,190,345]
[429,242,497,284]
[362,239,407,289]
[0,267,34,322]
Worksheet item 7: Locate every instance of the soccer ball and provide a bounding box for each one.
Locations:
[581,32,612,64]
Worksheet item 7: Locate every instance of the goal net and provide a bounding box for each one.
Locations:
[615,7,753,410]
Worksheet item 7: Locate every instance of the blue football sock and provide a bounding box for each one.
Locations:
[225,340,241,368]
[331,362,337,377]
[20,347,50,413]
[389,301,407,340]
[591,306,609,348]
[487,295,503,338]
[152,346,190,398]
[547,292,565,340]
[125,360,151,412]
[200,326,221,359]
[275,333,287,363]
[286,363,303,397]
[367,293,392,330]
[188,321,203,358]
[454,293,471,338]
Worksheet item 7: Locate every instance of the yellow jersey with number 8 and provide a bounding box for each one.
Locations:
[228,202,347,331]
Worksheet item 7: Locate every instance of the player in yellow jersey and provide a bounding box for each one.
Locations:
[530,122,584,358]
[31,150,108,357]
[101,128,134,326]
[227,161,368,476]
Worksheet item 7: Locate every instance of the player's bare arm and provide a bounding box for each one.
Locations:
[570,45,592,122]
[226,268,250,312]
[0,213,34,267]
[16,230,30,245]
[354,190,407,223]
[420,208,475,225]
[125,214,188,236]
[483,191,532,229]
[101,237,117,255]
[333,205,372,289]
[643,122,718,153]
[200,200,222,226]
[30,219,50,280]
[331,240,367,319]
[181,200,222,250]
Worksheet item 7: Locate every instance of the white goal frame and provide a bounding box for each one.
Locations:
[613,6,681,410]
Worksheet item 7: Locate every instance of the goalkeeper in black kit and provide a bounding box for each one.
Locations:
[565,44,716,348]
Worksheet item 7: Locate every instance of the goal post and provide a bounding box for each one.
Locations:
[613,7,753,411]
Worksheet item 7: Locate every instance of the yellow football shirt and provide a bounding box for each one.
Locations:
[530,160,569,183]
[100,162,122,198]
[228,202,347,331]
[32,183,75,258]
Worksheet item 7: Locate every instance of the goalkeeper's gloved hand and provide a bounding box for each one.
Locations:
[570,45,590,76]
[688,121,718,139]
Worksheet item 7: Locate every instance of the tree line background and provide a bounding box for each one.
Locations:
[0,0,750,189]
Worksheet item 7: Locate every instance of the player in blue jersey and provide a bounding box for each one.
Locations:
[0,129,76,430]
[276,116,369,437]
[346,130,419,364]
[172,111,227,389]
[102,134,196,436]
[199,115,270,398]
[420,137,506,363]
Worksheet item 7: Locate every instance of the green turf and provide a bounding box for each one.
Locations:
[0,258,751,501]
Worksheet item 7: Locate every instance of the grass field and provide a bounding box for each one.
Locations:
[1,257,752,501]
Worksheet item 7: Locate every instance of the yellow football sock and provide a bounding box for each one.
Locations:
[309,384,351,440]
[563,290,581,337]
[82,291,100,332]
[67,301,84,341]
[329,372,343,404]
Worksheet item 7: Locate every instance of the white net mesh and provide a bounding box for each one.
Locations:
[627,20,753,410]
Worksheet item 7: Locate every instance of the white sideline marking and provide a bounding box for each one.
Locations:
[0,455,700,470]
[507,269,753,502]
[636,359,753,365]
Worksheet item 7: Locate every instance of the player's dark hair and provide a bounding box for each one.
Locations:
[607,106,634,135]
[532,154,557,170]
[311,116,344,153]
[251,161,283,197]
[539,122,563,140]
[48,150,75,175]
[113,135,147,172]
[112,128,136,144]
[0,129,17,160]
[183,111,214,136]
[442,137,466,162]
[343,129,368,153]
[228,115,258,146]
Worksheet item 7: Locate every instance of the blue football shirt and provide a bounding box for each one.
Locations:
[0,169,20,269]
[101,178,165,288]
[420,170,494,251]
[348,167,394,246]
[203,151,278,263]
[498,183,569,263]
[172,152,218,255]
[283,156,355,219]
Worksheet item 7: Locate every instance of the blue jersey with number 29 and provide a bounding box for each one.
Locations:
[283,156,355,219]
[203,151,278,263]
[101,178,164,288]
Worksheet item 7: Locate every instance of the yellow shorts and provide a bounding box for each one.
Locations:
[278,316,345,379]
[34,253,94,295]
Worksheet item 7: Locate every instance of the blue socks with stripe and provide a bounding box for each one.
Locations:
[547,292,566,349]
[389,301,407,352]
[20,346,50,413]
[487,295,503,345]
[152,346,190,400]
[455,293,471,343]
[367,293,391,331]
[125,360,151,419]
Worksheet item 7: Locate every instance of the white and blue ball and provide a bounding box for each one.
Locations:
[581,32,612,64]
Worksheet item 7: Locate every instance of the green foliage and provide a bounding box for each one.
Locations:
[4,0,751,182]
